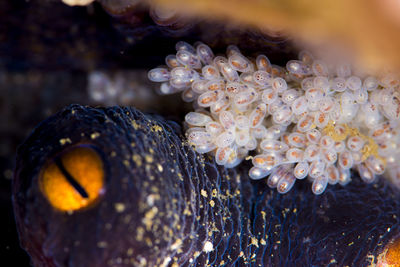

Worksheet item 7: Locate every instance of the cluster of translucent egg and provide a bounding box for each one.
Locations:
[148,41,400,195]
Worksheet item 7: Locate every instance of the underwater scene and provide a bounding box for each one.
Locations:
[3,0,400,266]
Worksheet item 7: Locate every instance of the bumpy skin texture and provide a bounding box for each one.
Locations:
[13,105,400,266]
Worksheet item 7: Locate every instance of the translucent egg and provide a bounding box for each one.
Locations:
[326,165,339,185]
[268,99,284,114]
[351,151,363,165]
[196,43,214,65]
[165,55,181,68]
[211,96,230,113]
[195,142,216,154]
[181,88,198,102]
[353,89,368,104]
[198,90,224,107]
[333,141,346,153]
[187,130,213,147]
[252,153,283,169]
[235,129,250,146]
[256,55,271,72]
[298,50,314,64]
[291,96,308,115]
[175,41,196,53]
[297,115,314,132]
[234,88,258,108]
[215,131,236,148]
[192,80,208,94]
[286,148,304,162]
[318,97,335,113]
[219,111,236,129]
[314,111,329,128]
[226,45,241,57]
[205,121,224,136]
[288,132,306,148]
[301,77,314,91]
[176,50,202,69]
[312,175,328,195]
[294,161,309,179]
[240,72,257,86]
[202,65,220,80]
[309,160,326,179]
[170,67,199,88]
[320,135,334,148]
[185,112,212,126]
[304,145,320,162]
[245,137,257,150]
[215,146,235,165]
[267,167,283,188]
[206,79,225,91]
[338,167,351,185]
[158,82,181,95]
[251,125,268,139]
[346,76,362,91]
[273,105,293,125]
[214,56,239,82]
[148,67,170,82]
[277,173,296,194]
[271,77,288,92]
[346,136,365,152]
[305,88,324,101]
[357,163,376,183]
[235,115,250,130]
[382,95,400,120]
[365,155,385,175]
[282,89,299,104]
[363,76,378,91]
[249,103,267,128]
[286,60,312,75]
[260,140,289,153]
[262,89,278,104]
[306,129,321,144]
[321,148,337,164]
[249,166,271,180]
[228,53,253,73]
[225,82,245,96]
[331,77,347,92]
[312,60,329,76]
[253,70,271,87]
[314,76,330,91]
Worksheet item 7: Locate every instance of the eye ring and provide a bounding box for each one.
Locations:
[39,144,106,212]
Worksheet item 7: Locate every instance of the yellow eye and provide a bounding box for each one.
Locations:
[39,146,105,212]
[378,237,400,266]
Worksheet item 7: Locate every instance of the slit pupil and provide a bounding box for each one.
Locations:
[54,157,89,199]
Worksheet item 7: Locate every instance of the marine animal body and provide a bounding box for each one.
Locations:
[13,104,400,266]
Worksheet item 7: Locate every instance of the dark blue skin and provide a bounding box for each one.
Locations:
[12,104,400,266]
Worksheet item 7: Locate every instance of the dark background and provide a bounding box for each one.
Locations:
[0,1,295,266]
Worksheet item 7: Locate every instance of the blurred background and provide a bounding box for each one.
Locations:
[3,0,400,266]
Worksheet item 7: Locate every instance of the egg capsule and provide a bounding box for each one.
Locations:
[311,175,328,195]
[249,166,271,180]
[294,161,309,179]
[277,172,296,194]
[256,54,271,71]
[357,163,376,183]
[148,67,170,82]
[185,112,212,126]
[196,43,214,65]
